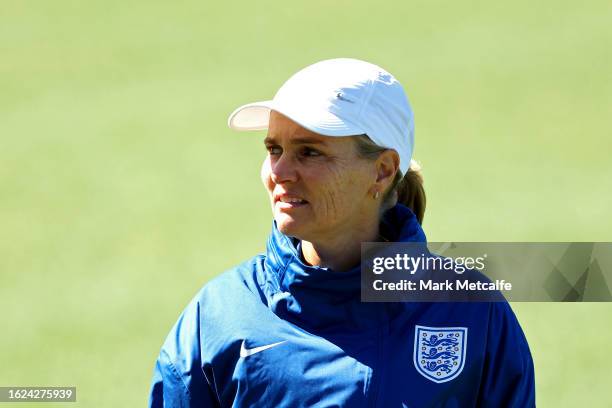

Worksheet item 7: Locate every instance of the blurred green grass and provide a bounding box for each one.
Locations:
[1,0,611,406]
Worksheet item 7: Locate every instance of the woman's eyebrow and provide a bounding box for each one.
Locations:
[291,137,327,145]
[264,136,327,145]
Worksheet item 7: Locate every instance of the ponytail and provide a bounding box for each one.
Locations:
[353,135,427,225]
[394,160,426,225]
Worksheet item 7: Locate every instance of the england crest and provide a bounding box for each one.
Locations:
[413,325,468,383]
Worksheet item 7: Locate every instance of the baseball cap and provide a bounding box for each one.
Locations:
[227,58,415,175]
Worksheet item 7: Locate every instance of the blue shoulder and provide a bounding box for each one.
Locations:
[149,255,268,407]
[197,255,268,307]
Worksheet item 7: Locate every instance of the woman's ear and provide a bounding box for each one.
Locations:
[375,149,400,188]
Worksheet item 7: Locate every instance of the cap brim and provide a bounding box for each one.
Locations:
[227,100,364,137]
[227,101,274,131]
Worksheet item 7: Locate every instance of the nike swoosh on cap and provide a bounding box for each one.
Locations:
[239,340,287,358]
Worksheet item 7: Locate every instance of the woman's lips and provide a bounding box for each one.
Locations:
[275,195,309,210]
[276,201,308,209]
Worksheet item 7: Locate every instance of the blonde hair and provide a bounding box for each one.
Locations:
[353,135,426,224]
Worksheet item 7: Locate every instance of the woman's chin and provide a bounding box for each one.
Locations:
[275,215,308,238]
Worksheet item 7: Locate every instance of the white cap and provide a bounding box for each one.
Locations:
[228,58,414,175]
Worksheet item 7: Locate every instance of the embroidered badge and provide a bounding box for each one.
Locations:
[413,325,468,383]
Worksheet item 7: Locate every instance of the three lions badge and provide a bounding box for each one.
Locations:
[414,325,468,383]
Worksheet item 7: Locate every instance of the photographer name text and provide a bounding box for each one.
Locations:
[373,279,512,292]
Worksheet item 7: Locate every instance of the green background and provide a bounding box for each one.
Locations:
[1,0,611,406]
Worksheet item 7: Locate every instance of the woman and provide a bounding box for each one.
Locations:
[149,58,535,407]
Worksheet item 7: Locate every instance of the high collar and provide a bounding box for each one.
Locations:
[262,204,426,333]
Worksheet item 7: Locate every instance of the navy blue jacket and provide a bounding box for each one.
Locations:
[149,205,535,407]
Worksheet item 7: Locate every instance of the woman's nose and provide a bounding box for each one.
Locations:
[270,153,298,184]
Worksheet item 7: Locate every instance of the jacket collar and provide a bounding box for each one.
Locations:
[263,204,426,332]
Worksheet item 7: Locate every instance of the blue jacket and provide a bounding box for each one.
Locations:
[149,205,535,407]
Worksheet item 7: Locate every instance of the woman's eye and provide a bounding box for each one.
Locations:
[301,147,322,157]
[266,145,282,155]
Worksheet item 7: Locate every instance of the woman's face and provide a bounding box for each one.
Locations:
[261,111,379,243]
